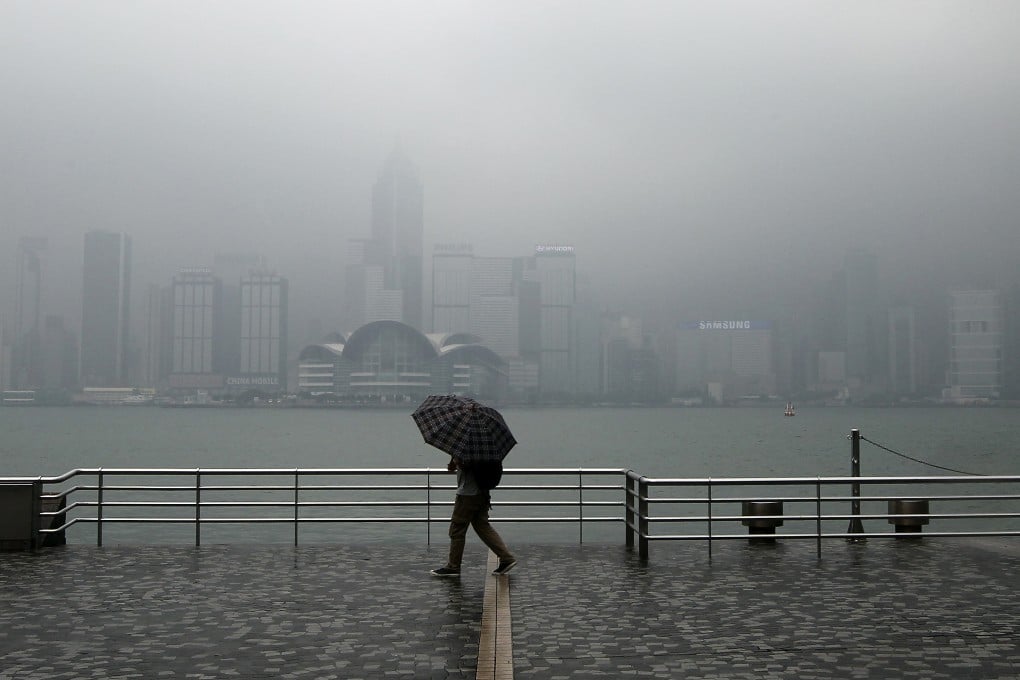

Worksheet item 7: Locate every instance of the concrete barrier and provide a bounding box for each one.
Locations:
[0,481,42,551]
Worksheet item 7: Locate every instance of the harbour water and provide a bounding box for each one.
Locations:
[1,405,1017,479]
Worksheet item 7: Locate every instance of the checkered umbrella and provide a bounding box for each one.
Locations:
[411,394,517,463]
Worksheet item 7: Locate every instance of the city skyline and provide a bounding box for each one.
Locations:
[5,210,1017,403]
[1,133,1018,403]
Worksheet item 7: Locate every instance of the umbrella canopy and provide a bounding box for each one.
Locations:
[411,394,517,463]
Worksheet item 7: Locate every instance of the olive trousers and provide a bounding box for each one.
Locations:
[445,493,515,570]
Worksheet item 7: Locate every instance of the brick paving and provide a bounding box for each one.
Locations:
[2,538,1019,679]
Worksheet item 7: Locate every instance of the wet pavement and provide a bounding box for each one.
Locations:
[2,537,1019,679]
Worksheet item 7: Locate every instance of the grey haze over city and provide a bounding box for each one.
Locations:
[2,1,1019,398]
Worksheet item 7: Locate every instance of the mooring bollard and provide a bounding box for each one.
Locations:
[742,500,784,543]
[888,499,929,537]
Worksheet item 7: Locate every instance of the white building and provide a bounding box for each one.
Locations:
[946,290,1003,401]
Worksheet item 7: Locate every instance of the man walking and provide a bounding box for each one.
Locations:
[431,457,517,577]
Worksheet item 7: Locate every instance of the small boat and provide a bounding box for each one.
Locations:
[784,402,796,417]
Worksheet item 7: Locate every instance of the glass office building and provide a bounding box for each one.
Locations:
[947,290,1003,400]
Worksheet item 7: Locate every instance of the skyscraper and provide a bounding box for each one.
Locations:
[170,268,221,384]
[431,243,473,333]
[947,290,1003,400]
[12,237,47,388]
[528,245,576,397]
[370,149,424,330]
[469,256,518,357]
[213,252,267,377]
[345,238,403,328]
[888,306,917,395]
[80,231,131,387]
[843,248,885,388]
[343,151,424,331]
[166,265,289,395]
[141,283,173,389]
[237,272,288,391]
[431,247,531,357]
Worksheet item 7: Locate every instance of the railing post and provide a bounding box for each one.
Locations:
[426,468,432,546]
[816,478,822,560]
[625,471,635,550]
[578,469,584,545]
[847,429,866,542]
[707,479,713,560]
[97,468,104,547]
[293,470,299,547]
[638,476,649,560]
[195,469,201,547]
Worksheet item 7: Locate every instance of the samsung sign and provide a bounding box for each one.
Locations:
[678,321,772,331]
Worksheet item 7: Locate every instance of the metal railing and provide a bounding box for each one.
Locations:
[27,467,625,546]
[6,467,1020,559]
[624,471,1020,559]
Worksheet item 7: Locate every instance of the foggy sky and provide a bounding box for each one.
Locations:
[3,1,1019,335]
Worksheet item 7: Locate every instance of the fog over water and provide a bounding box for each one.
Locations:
[3,1,1019,335]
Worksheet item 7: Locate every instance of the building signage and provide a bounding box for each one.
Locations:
[177,266,212,275]
[226,375,281,387]
[535,245,575,254]
[678,321,772,331]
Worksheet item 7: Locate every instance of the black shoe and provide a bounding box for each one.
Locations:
[492,559,517,575]
[430,567,460,577]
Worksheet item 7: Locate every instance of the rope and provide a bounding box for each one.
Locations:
[858,435,985,476]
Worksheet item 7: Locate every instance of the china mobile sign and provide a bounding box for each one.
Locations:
[225,375,280,387]
[678,321,773,330]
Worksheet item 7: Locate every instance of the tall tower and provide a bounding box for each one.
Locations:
[888,306,917,394]
[843,248,885,389]
[431,243,473,333]
[80,231,131,387]
[141,283,173,389]
[13,237,47,387]
[371,148,424,330]
[170,268,221,378]
[528,245,576,397]
[238,272,288,392]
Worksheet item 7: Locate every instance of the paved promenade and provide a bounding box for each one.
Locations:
[2,537,1020,679]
